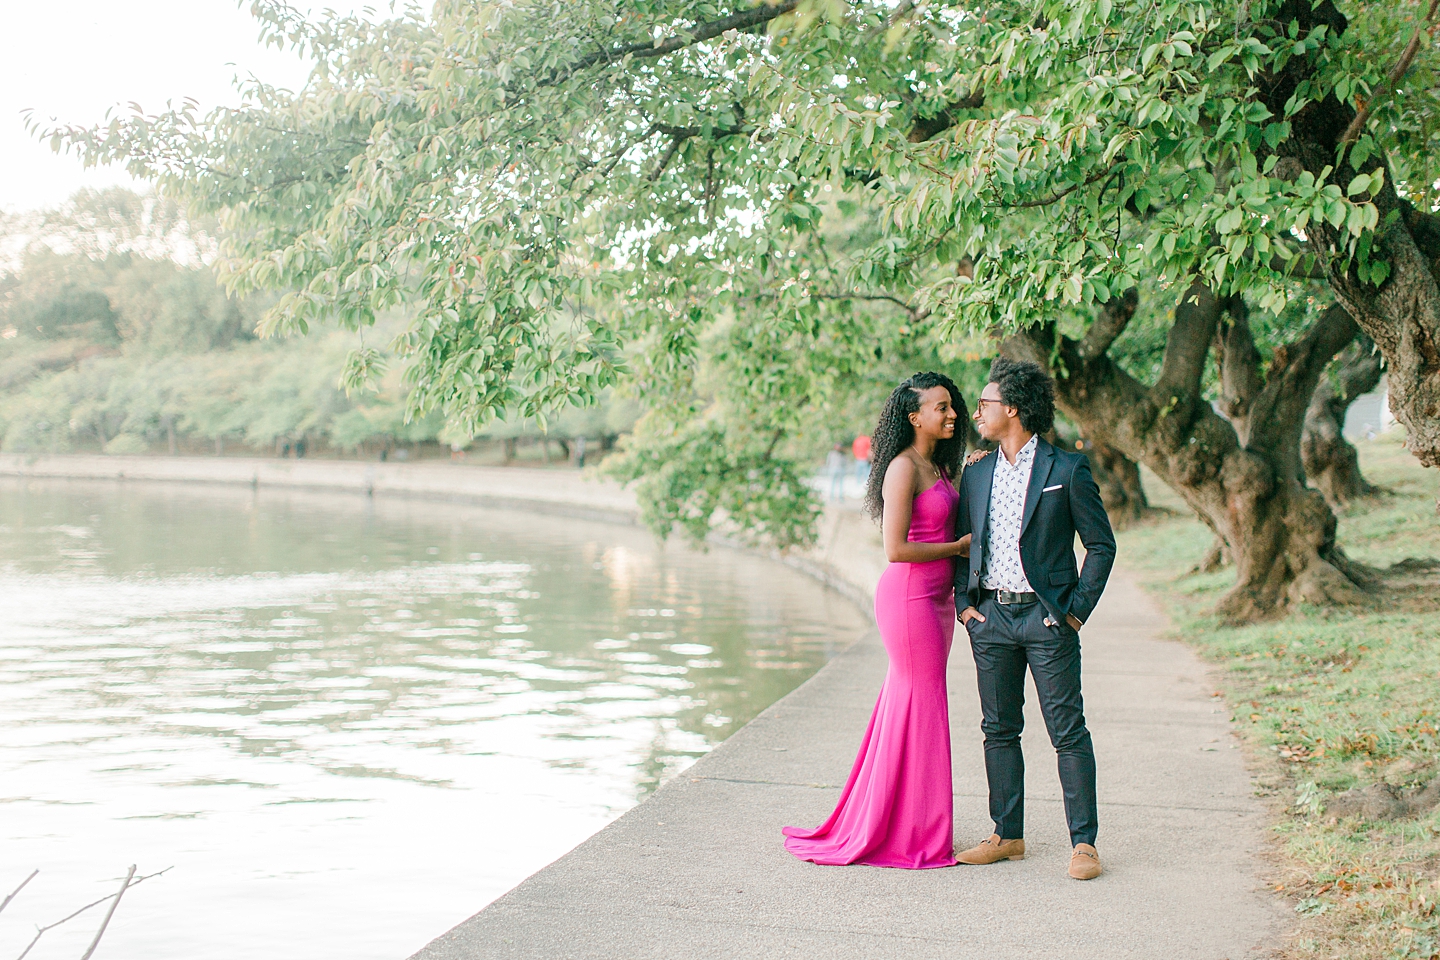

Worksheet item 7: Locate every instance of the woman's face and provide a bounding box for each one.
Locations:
[909,385,958,441]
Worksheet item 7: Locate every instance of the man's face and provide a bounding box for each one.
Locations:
[972,382,1016,441]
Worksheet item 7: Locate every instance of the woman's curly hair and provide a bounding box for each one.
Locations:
[988,357,1055,436]
[864,371,968,520]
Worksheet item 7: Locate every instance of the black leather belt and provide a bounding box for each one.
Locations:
[980,588,1039,605]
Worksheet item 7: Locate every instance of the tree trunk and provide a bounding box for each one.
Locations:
[1197,536,1232,573]
[166,420,177,456]
[1086,440,1151,528]
[1052,425,1151,527]
[1261,0,1440,470]
[1005,282,1368,622]
[503,437,517,462]
[1301,334,1384,508]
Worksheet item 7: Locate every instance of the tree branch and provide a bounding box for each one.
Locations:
[1332,332,1385,401]
[906,89,986,142]
[1399,197,1440,286]
[15,867,170,960]
[1339,0,1440,145]
[79,865,135,960]
[1006,162,1122,209]
[1154,281,1222,410]
[649,136,684,181]
[813,290,926,320]
[0,871,37,917]
[1078,286,1138,360]
[1246,302,1359,476]
[1216,296,1265,441]
[540,0,801,90]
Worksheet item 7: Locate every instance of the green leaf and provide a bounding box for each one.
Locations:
[1062,273,1083,303]
[1326,201,1348,229]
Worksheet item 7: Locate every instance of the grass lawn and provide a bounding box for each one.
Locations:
[1119,431,1440,960]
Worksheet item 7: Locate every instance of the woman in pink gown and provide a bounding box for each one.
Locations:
[783,371,971,869]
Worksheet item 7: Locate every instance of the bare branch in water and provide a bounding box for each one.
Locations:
[0,871,38,917]
[14,866,170,960]
[79,865,136,960]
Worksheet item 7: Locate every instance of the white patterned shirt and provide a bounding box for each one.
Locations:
[982,435,1037,592]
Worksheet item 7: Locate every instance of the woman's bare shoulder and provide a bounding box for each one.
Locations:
[883,453,919,493]
[886,453,917,481]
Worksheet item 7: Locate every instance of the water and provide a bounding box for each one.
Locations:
[0,478,864,959]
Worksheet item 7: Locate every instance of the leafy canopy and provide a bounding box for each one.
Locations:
[45,0,1431,539]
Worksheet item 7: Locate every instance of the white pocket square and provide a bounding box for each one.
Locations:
[1042,484,1063,492]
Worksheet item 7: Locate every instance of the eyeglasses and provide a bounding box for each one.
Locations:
[975,398,1004,410]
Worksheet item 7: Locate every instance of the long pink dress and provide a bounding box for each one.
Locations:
[783,475,958,868]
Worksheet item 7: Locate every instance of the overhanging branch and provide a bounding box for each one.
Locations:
[1217,296,1264,439]
[1154,281,1222,409]
[1247,303,1359,465]
[1005,162,1122,209]
[1339,0,1440,145]
[906,89,987,142]
[539,0,801,90]
[1078,286,1138,360]
[813,290,926,320]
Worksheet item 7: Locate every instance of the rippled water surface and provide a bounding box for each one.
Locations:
[0,478,864,959]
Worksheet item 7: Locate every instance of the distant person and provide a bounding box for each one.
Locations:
[852,433,871,490]
[953,358,1115,880]
[574,435,587,468]
[784,372,972,868]
[825,443,847,502]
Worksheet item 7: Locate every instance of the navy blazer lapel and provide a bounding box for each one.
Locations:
[1018,437,1054,540]
[969,451,997,552]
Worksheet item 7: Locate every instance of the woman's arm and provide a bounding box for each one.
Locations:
[881,458,968,563]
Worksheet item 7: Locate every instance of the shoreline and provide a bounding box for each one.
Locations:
[0,453,641,527]
[0,452,887,614]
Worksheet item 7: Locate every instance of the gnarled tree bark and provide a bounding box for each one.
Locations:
[1261,0,1440,471]
[1302,332,1384,508]
[1005,282,1368,621]
[1084,439,1151,529]
[1053,425,1152,528]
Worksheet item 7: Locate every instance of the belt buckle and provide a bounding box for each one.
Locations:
[996,590,1014,605]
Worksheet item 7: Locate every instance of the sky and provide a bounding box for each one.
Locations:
[0,1,381,213]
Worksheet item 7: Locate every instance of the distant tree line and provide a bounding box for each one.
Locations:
[0,189,643,462]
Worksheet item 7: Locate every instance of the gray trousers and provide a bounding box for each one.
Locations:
[965,595,1098,846]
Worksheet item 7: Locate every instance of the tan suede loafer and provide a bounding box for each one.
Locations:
[956,834,1025,864]
[1068,843,1102,880]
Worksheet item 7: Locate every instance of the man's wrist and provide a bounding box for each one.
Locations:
[1066,613,1084,630]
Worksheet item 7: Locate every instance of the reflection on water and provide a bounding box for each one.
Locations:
[0,478,864,960]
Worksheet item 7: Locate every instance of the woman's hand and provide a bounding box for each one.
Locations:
[965,447,992,467]
[955,533,972,558]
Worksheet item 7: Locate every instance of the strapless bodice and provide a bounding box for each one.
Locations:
[907,476,958,544]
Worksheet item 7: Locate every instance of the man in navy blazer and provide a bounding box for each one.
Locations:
[952,358,1116,880]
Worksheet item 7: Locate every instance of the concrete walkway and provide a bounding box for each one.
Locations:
[415,514,1281,959]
